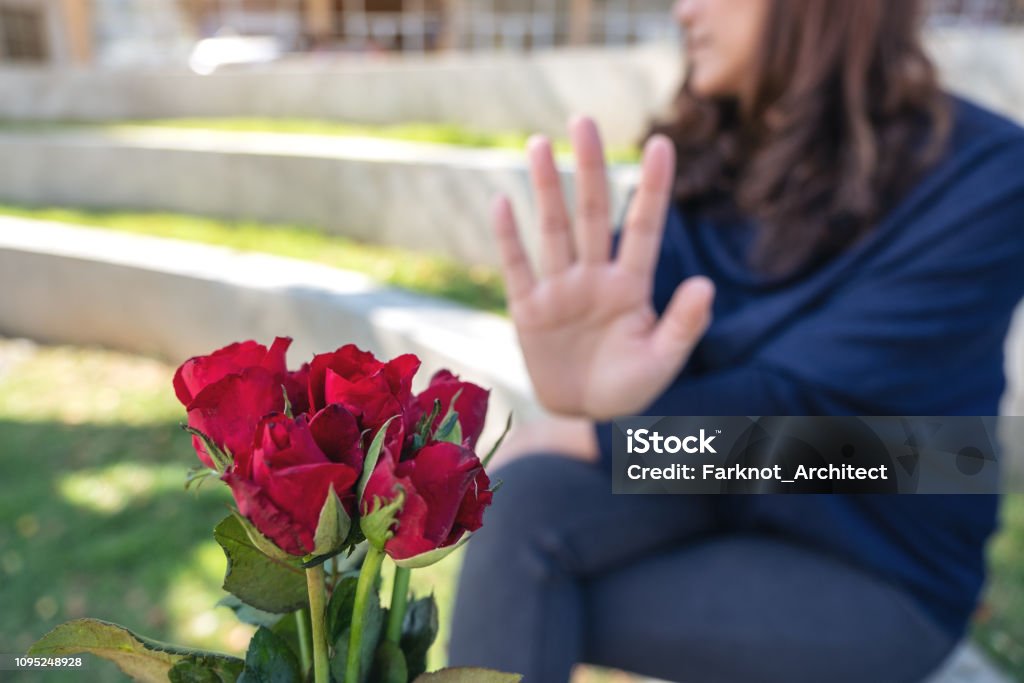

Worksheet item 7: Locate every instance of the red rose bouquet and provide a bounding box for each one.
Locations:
[31,338,516,683]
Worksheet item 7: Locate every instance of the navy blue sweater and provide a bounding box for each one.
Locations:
[595,98,1024,639]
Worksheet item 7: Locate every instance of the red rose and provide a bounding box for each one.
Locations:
[361,442,492,562]
[174,337,290,406]
[284,362,311,417]
[186,368,285,469]
[226,405,363,556]
[175,337,311,468]
[308,345,420,454]
[410,370,490,451]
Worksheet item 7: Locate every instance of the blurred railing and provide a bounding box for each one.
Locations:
[0,0,1023,68]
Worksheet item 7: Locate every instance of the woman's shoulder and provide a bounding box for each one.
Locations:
[901,96,1024,230]
[861,97,1024,277]
[947,95,1024,154]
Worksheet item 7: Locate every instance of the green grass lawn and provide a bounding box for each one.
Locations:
[0,203,507,314]
[0,118,643,164]
[977,497,1024,677]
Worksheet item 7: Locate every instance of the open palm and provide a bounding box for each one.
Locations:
[495,118,716,420]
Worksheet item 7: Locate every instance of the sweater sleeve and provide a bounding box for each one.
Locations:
[596,140,1024,471]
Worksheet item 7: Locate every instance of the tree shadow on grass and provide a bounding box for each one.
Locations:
[0,417,241,682]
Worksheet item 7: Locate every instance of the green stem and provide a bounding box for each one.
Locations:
[386,566,411,644]
[346,545,385,683]
[306,565,330,683]
[295,608,312,676]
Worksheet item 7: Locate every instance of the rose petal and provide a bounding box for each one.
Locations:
[399,442,482,546]
[174,340,271,406]
[251,415,330,485]
[262,337,292,376]
[224,472,311,556]
[186,368,283,469]
[453,468,493,537]
[308,345,385,412]
[414,370,490,450]
[284,363,311,416]
[263,461,359,531]
[309,404,364,470]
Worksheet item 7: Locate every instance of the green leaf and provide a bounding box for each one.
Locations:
[414,399,443,443]
[29,619,243,683]
[230,511,294,563]
[400,596,439,680]
[392,534,471,570]
[357,416,399,503]
[481,413,513,469]
[214,515,308,614]
[330,599,386,683]
[268,612,304,666]
[169,656,244,683]
[326,576,360,643]
[360,491,405,551]
[216,596,282,629]
[237,626,301,683]
[311,485,352,559]
[432,389,464,445]
[432,411,462,446]
[168,659,222,683]
[184,466,216,492]
[182,425,233,472]
[370,640,408,683]
[280,385,293,419]
[413,668,522,682]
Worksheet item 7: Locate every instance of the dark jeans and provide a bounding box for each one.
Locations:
[449,455,958,683]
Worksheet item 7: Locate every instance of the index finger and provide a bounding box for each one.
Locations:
[616,135,676,277]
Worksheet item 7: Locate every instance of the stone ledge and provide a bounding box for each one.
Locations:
[0,216,541,445]
[0,127,638,268]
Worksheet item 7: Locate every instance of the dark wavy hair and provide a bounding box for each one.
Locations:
[651,0,951,276]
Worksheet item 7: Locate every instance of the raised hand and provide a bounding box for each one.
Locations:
[494,117,715,420]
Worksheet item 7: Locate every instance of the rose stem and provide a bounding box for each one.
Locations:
[295,607,313,675]
[306,564,331,683]
[346,545,385,683]
[385,566,411,644]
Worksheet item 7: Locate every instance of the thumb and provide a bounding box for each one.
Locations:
[651,276,715,365]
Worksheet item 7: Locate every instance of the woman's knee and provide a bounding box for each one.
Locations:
[484,453,604,539]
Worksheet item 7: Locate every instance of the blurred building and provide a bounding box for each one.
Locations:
[0,0,92,64]
[0,0,681,67]
[2,0,1023,68]
[171,0,680,54]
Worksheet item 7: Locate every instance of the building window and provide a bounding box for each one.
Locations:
[0,6,48,62]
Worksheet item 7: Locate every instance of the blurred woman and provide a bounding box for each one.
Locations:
[449,0,1024,681]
